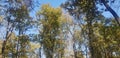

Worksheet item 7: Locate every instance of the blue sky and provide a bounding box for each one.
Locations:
[30,0,66,18]
[40,0,66,7]
[37,0,120,18]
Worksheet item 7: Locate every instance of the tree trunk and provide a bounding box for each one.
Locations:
[73,42,77,58]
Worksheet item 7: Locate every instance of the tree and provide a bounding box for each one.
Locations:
[62,0,120,58]
[59,12,84,58]
[0,0,35,58]
[0,33,31,58]
[61,0,120,25]
[62,0,96,58]
[36,4,65,58]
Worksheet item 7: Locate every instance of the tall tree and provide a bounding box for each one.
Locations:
[62,0,120,58]
[0,0,34,57]
[61,0,120,25]
[36,4,65,58]
[62,0,96,58]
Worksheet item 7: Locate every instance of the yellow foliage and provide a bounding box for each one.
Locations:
[29,42,41,52]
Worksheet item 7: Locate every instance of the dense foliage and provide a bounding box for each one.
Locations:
[0,0,120,58]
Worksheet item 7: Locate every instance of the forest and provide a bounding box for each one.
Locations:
[0,0,120,58]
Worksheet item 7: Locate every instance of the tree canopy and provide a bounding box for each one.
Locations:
[0,0,120,58]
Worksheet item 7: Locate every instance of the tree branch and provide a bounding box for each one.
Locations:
[101,0,120,26]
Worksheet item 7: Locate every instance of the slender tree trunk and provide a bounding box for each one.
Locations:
[73,42,77,58]
[101,0,120,25]
[16,40,19,58]
[2,20,10,58]
[87,21,94,58]
[1,17,15,58]
[39,47,41,58]
[16,24,21,58]
[86,10,95,58]
[2,18,13,58]
[85,45,88,58]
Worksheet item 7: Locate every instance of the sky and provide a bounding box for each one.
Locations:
[40,0,66,7]
[30,0,66,18]
[38,0,120,18]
